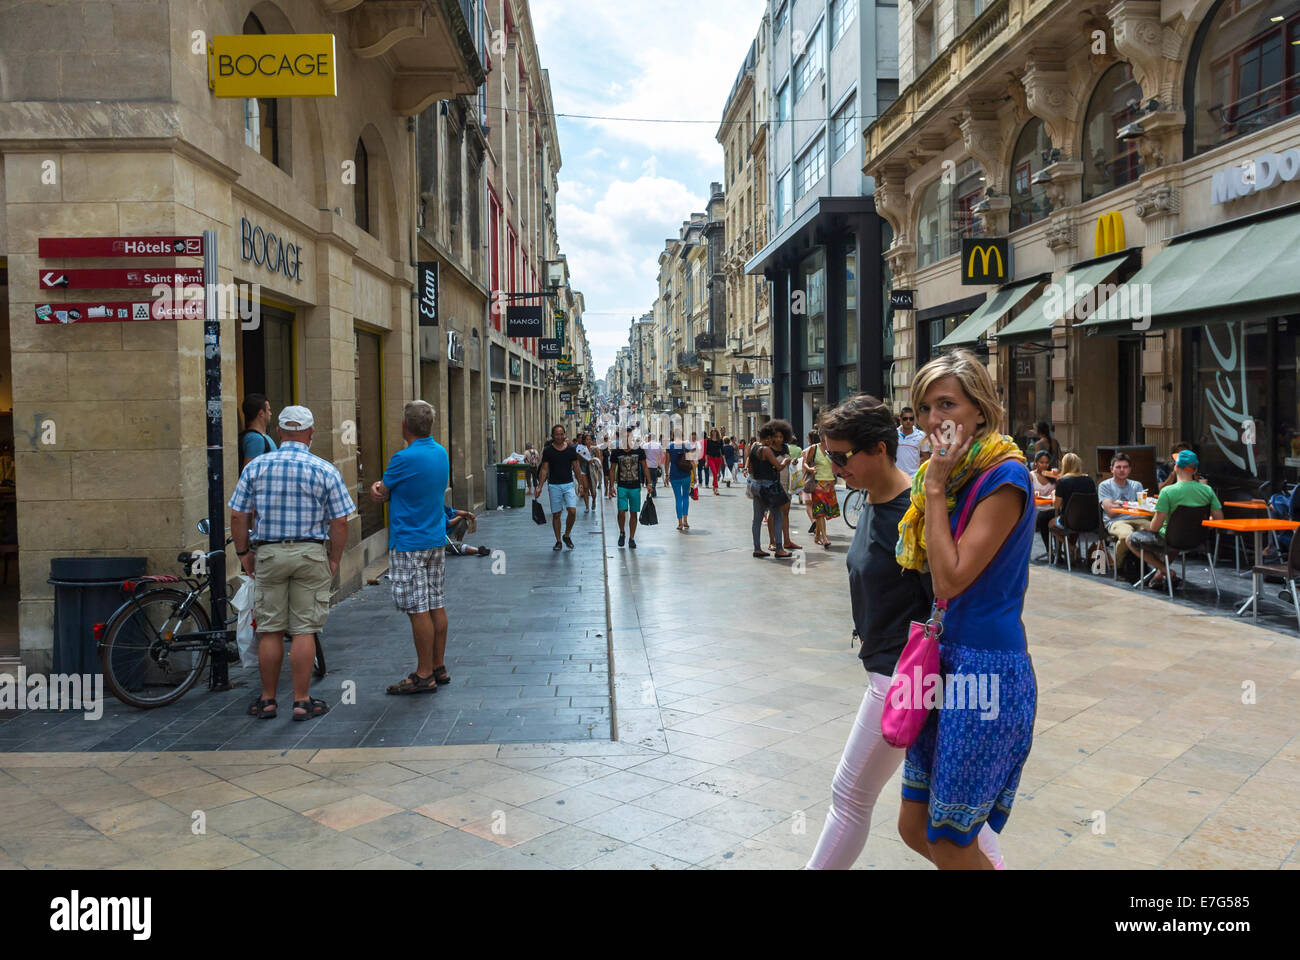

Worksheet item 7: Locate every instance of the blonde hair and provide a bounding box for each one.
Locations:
[1060,452,1084,477]
[909,348,1003,440]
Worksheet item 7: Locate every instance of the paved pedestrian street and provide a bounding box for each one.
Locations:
[2,487,1299,870]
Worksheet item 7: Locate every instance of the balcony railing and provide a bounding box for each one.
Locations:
[866,0,1029,170]
[677,351,702,370]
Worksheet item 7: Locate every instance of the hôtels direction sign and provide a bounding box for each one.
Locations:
[38,236,204,258]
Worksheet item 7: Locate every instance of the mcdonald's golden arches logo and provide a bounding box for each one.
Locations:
[961,237,1010,285]
[1094,211,1126,257]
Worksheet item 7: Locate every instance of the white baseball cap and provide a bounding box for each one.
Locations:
[278,405,314,430]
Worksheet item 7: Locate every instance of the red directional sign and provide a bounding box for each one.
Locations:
[39,267,206,290]
[38,236,204,258]
[35,299,205,324]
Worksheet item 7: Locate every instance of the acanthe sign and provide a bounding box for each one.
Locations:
[210,34,337,98]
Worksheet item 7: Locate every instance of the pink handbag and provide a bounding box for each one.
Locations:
[881,468,994,749]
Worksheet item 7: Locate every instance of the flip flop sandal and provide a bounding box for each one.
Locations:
[387,672,438,695]
[291,697,330,721]
[249,697,277,719]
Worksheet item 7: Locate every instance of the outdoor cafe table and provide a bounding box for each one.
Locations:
[1223,500,1269,511]
[1202,518,1300,617]
[1113,506,1154,517]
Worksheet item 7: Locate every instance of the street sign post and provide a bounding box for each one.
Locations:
[202,228,233,692]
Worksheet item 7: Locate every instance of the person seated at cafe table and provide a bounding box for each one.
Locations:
[1156,442,1205,491]
[1098,451,1148,580]
[1127,449,1223,590]
[1049,453,1096,564]
[1031,450,1057,556]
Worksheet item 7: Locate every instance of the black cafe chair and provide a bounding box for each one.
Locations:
[1049,492,1105,573]
[1135,504,1220,600]
[1251,522,1300,631]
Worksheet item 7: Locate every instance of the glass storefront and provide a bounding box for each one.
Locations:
[1009,350,1051,443]
[801,248,826,371]
[1183,318,1297,494]
[238,301,295,417]
[355,329,385,539]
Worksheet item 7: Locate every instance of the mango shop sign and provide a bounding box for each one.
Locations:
[961,237,1010,285]
[240,217,302,282]
[210,34,337,98]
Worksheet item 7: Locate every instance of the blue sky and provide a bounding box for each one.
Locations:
[531,0,769,379]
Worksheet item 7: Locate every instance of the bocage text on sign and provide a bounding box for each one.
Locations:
[211,34,338,98]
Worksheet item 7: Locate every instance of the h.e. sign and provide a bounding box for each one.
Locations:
[417,261,439,327]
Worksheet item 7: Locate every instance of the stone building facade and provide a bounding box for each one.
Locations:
[867,0,1300,493]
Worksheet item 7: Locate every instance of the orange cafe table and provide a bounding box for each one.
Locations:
[1202,517,1300,618]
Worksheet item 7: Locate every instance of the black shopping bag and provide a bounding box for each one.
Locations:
[639,496,658,526]
[531,498,546,524]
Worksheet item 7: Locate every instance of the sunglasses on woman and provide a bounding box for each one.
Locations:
[826,447,858,468]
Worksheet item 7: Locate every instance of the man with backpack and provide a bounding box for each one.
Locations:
[240,394,277,471]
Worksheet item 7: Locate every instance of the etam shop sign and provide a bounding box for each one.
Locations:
[239,217,302,282]
[1211,149,1300,205]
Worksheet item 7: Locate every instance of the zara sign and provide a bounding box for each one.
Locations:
[1211,149,1300,205]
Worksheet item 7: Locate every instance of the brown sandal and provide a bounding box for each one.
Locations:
[387,672,438,695]
[249,697,277,719]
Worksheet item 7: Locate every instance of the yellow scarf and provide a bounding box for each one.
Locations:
[896,434,1026,572]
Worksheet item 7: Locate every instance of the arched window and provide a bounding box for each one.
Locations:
[1188,0,1300,156]
[242,13,282,169]
[1009,118,1053,229]
[916,159,985,268]
[353,139,370,233]
[1082,62,1145,201]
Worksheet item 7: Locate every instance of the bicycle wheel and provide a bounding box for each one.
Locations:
[842,489,867,530]
[100,588,211,709]
[313,633,327,679]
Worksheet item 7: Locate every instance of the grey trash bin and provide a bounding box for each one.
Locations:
[49,557,147,675]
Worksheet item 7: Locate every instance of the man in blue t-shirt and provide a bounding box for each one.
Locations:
[370,400,462,696]
[240,394,278,471]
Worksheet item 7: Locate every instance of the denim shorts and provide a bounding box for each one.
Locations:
[548,481,578,512]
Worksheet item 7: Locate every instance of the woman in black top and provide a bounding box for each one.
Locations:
[1049,452,1096,564]
[747,425,792,558]
[806,394,933,869]
[1034,420,1061,469]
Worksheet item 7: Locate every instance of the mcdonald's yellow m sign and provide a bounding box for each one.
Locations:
[1094,211,1126,257]
[961,238,1010,285]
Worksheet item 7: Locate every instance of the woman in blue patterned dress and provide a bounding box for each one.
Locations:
[895,349,1037,869]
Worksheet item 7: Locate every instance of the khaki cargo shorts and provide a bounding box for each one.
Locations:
[253,542,332,635]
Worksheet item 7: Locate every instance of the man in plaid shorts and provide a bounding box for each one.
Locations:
[370,400,457,695]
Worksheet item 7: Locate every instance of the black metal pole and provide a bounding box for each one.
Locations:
[204,228,232,692]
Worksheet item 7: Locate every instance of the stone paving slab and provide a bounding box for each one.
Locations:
[1,486,1299,868]
[0,500,614,752]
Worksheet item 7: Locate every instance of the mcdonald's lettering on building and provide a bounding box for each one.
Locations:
[961,238,1010,285]
[1094,211,1126,257]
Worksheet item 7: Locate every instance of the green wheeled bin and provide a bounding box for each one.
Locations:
[506,463,528,508]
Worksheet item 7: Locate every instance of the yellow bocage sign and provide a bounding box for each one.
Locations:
[210,34,337,98]
[1094,211,1125,257]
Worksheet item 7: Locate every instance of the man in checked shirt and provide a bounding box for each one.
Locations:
[230,405,356,721]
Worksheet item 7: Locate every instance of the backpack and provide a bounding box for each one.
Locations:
[239,430,272,465]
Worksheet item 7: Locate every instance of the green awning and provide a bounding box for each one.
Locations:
[1080,207,1300,332]
[996,252,1131,343]
[936,277,1044,348]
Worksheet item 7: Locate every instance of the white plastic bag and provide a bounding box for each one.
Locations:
[230,575,257,666]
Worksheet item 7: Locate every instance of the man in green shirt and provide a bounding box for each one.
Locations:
[1126,449,1223,589]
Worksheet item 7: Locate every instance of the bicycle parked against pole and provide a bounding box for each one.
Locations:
[97,519,325,710]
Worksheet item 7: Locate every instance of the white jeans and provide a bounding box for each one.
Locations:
[807,672,903,869]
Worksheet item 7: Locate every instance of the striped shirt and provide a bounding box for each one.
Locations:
[228,441,356,543]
